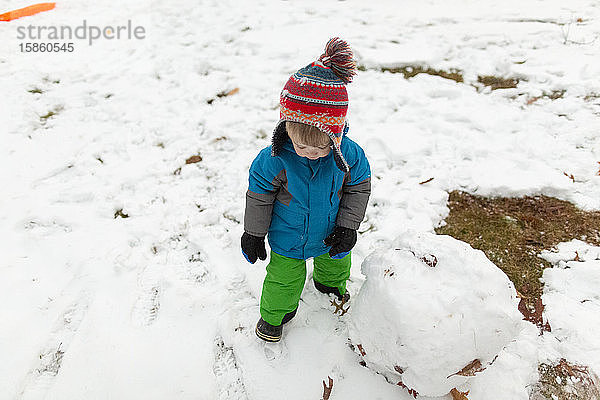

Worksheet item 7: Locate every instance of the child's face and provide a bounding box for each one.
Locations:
[290,139,331,160]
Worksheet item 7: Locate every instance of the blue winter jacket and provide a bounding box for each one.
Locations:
[244,128,371,260]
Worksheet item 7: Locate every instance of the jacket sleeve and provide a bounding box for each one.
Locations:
[244,148,284,237]
[336,140,371,230]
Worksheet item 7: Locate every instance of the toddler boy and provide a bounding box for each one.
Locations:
[242,38,371,342]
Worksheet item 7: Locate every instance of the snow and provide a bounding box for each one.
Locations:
[1,0,600,398]
[540,241,600,375]
[348,231,525,396]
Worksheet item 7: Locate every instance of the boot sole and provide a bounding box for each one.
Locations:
[255,326,281,342]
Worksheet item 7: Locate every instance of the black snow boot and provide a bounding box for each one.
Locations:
[281,308,297,324]
[255,318,282,342]
[255,309,298,342]
[313,280,350,302]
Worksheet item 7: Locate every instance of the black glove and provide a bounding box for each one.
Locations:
[324,226,357,259]
[241,232,267,264]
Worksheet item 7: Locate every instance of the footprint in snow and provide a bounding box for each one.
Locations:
[213,337,249,400]
[19,299,88,400]
[131,285,161,326]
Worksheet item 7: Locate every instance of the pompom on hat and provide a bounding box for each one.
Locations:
[271,37,357,172]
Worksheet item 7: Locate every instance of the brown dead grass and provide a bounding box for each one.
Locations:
[39,105,64,123]
[584,93,600,101]
[379,65,464,83]
[437,192,600,399]
[363,65,548,95]
[435,191,600,300]
[477,75,520,90]
[531,359,600,400]
[527,90,567,105]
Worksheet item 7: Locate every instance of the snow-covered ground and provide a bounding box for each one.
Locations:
[1,0,599,399]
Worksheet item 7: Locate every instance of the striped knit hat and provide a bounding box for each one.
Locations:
[271,37,357,172]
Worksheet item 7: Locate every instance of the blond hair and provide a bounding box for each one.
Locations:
[286,121,331,148]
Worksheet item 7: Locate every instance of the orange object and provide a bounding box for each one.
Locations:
[0,3,56,22]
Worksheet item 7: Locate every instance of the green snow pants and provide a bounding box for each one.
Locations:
[260,250,351,326]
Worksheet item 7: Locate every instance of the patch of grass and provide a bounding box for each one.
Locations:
[28,88,44,94]
[39,105,64,123]
[436,191,600,301]
[40,110,57,121]
[380,65,464,83]
[584,93,600,101]
[531,359,600,400]
[546,89,567,100]
[527,90,567,105]
[477,75,520,90]
[42,76,60,84]
[434,190,600,398]
[362,65,529,91]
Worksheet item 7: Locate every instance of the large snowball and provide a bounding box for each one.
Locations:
[349,231,524,396]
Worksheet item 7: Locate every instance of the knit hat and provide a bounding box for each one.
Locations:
[271,37,357,172]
